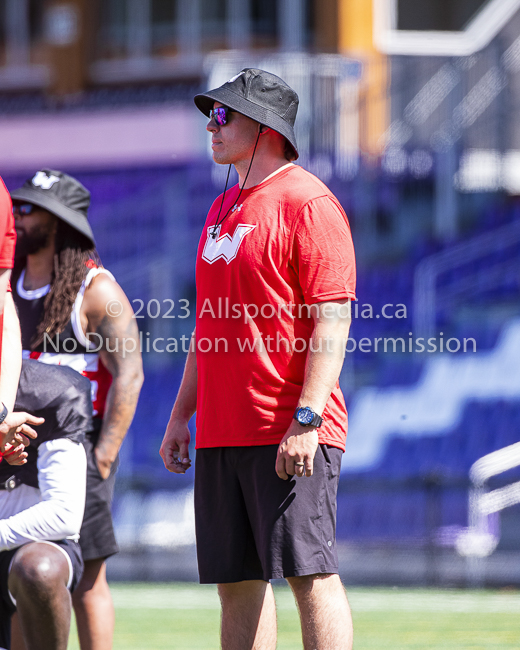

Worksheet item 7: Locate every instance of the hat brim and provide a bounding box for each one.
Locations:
[194,87,299,160]
[10,186,95,246]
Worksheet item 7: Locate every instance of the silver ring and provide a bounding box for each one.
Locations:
[295,462,305,467]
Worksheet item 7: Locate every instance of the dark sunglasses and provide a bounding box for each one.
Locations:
[209,106,235,126]
[12,203,36,217]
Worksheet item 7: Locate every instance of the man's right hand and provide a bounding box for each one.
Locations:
[0,412,44,452]
[159,416,192,474]
[2,438,30,465]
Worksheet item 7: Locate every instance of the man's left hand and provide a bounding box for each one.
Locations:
[94,448,113,480]
[276,421,319,480]
[2,439,30,465]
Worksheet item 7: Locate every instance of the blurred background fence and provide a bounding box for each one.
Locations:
[1,0,520,587]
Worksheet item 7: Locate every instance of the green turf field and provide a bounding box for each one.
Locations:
[67,583,520,649]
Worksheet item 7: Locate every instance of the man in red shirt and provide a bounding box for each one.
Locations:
[0,177,42,459]
[160,69,356,649]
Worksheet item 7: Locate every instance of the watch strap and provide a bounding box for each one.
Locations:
[310,412,323,428]
[0,403,8,426]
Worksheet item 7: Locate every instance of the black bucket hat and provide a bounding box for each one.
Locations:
[10,169,95,246]
[194,68,299,159]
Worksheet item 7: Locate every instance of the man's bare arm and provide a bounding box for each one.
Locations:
[159,332,196,474]
[0,290,22,412]
[276,299,351,480]
[84,275,144,479]
[0,269,10,318]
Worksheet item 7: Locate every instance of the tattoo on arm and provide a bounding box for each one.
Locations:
[94,314,143,463]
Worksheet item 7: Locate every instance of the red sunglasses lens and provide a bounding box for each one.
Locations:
[210,107,228,126]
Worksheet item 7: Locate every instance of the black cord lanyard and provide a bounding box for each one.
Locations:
[210,130,261,239]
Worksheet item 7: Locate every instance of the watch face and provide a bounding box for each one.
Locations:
[297,408,314,425]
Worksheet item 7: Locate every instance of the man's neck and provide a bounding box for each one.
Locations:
[24,250,55,290]
[236,154,291,190]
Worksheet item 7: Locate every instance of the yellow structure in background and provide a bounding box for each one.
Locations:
[45,0,89,96]
[338,0,388,158]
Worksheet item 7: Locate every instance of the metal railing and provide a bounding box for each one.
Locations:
[413,219,520,341]
[455,441,520,585]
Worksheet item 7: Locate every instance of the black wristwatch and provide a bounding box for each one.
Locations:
[293,406,323,428]
[0,402,8,426]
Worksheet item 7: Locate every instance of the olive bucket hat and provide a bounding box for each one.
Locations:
[194,68,299,159]
[11,169,95,246]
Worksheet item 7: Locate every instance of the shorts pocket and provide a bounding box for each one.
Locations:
[86,440,106,482]
[320,444,332,465]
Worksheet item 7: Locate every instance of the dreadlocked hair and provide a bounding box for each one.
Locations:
[31,220,101,350]
[284,138,297,162]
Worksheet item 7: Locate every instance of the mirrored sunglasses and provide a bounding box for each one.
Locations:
[209,106,235,126]
[12,203,36,217]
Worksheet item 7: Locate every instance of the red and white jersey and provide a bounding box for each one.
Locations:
[14,266,114,418]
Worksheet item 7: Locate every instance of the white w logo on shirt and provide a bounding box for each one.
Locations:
[202,224,256,264]
[32,171,60,190]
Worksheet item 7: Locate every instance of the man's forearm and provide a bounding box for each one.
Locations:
[91,307,144,467]
[171,333,197,422]
[276,300,352,480]
[299,313,351,415]
[159,333,196,473]
[96,367,143,463]
[0,269,10,318]
[0,293,22,411]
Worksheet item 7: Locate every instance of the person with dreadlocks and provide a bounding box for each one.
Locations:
[10,169,143,650]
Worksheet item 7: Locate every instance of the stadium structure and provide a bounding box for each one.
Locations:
[1,0,520,587]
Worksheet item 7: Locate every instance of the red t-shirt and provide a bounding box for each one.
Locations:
[195,164,356,451]
[0,177,16,368]
[0,178,15,270]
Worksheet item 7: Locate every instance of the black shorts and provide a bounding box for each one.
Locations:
[80,419,119,562]
[194,443,342,584]
[0,538,83,649]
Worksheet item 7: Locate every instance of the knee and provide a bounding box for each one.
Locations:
[9,544,69,603]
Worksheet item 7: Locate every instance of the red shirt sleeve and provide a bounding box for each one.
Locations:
[0,178,16,270]
[291,196,356,304]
